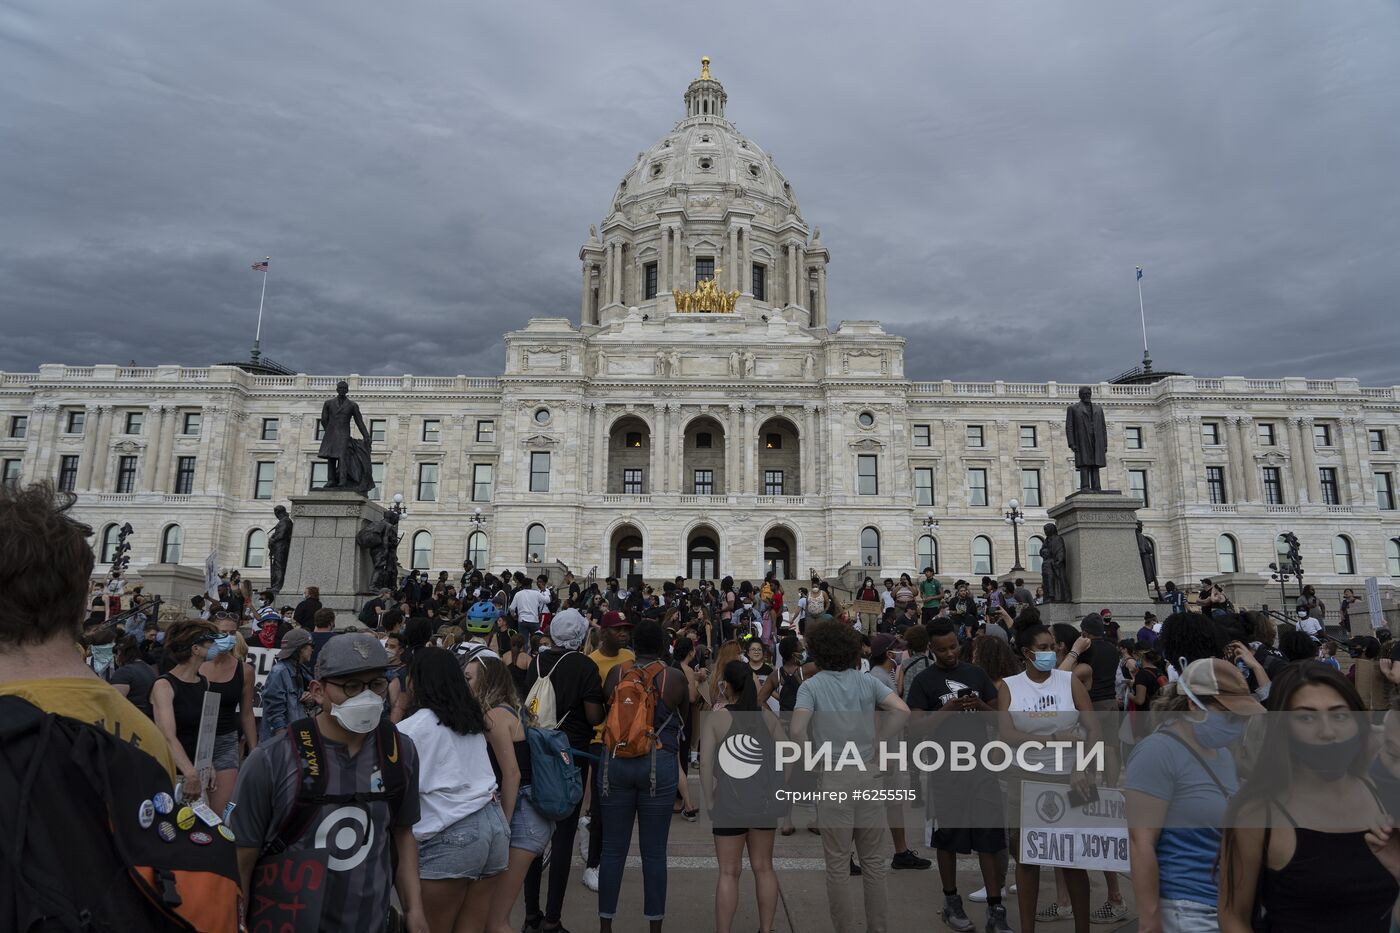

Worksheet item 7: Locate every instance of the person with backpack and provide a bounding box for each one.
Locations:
[895,624,933,702]
[228,632,429,933]
[597,619,690,933]
[521,609,606,933]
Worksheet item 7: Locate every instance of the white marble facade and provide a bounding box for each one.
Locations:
[2,61,1399,594]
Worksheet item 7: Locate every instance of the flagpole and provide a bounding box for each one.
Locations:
[1136,266,1151,372]
[252,257,269,363]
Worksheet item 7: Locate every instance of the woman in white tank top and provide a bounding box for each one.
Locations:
[997,624,1100,933]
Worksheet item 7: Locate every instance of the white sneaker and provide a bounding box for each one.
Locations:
[581,866,600,892]
[967,886,1007,903]
[577,816,591,862]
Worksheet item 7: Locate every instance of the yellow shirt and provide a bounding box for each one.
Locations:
[0,677,178,781]
[590,647,635,744]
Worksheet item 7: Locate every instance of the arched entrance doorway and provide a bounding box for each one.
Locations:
[764,527,796,579]
[683,415,727,495]
[611,524,644,580]
[756,415,801,495]
[687,527,720,581]
[608,415,651,494]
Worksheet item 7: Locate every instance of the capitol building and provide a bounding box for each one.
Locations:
[3,59,1399,605]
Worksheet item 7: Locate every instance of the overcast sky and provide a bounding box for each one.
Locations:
[3,1,1398,384]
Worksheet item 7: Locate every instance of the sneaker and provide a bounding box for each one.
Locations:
[520,914,543,933]
[892,848,933,870]
[984,903,1013,933]
[941,894,975,932]
[580,866,599,892]
[967,886,1006,903]
[1035,903,1072,923]
[1089,899,1128,924]
[577,816,591,862]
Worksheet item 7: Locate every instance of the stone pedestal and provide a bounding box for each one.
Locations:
[1038,491,1160,625]
[279,491,387,623]
[136,563,211,604]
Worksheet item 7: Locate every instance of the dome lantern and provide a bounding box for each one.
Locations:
[683,56,727,119]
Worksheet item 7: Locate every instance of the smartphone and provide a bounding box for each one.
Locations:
[1067,784,1100,808]
[955,687,977,699]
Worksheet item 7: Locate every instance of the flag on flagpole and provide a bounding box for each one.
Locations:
[1136,266,1143,281]
[252,260,269,272]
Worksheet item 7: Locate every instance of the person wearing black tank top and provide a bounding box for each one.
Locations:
[151,618,218,802]
[199,614,258,817]
[1220,662,1400,933]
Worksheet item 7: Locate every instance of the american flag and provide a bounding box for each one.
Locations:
[252,260,269,272]
[1136,266,1143,281]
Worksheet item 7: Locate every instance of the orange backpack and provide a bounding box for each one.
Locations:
[603,660,669,759]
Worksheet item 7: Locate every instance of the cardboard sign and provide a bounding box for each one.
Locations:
[851,600,884,618]
[249,850,329,933]
[246,645,278,718]
[1019,781,1129,872]
[191,691,222,773]
[1366,577,1385,631]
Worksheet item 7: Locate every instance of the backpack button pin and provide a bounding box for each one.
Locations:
[138,799,156,829]
[176,806,197,830]
[157,821,178,843]
[189,830,213,846]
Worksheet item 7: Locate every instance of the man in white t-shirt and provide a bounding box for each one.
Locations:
[1297,608,1324,642]
[510,581,549,639]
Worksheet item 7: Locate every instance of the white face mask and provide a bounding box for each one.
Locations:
[330,689,384,734]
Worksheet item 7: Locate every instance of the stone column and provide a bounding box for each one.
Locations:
[92,405,116,490]
[592,404,607,495]
[76,405,101,489]
[802,404,817,496]
[741,227,752,296]
[728,227,739,291]
[1285,417,1309,504]
[580,263,592,324]
[816,266,828,327]
[786,244,798,307]
[658,230,669,301]
[1300,418,1323,503]
[742,405,756,494]
[1240,418,1261,502]
[894,407,913,500]
[650,404,665,494]
[673,226,685,291]
[1227,417,1248,504]
[726,404,741,496]
[995,420,1013,508]
[670,404,684,493]
[143,406,166,491]
[1347,417,1374,505]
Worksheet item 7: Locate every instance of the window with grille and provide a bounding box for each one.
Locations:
[9,416,27,439]
[1258,423,1276,446]
[623,469,644,494]
[57,455,79,492]
[182,412,201,435]
[174,457,195,494]
[125,412,144,435]
[1020,426,1037,448]
[422,420,441,443]
[966,425,984,447]
[694,470,713,495]
[751,264,766,301]
[66,410,85,434]
[115,456,137,494]
[1263,467,1284,505]
[529,452,550,492]
[476,420,495,443]
[857,456,878,495]
[1202,422,1220,445]
[1125,426,1143,449]
[695,257,714,285]
[261,418,278,441]
[644,262,658,300]
[1207,466,1227,504]
[764,470,784,495]
[1377,472,1395,511]
[913,424,930,447]
[1370,429,1387,453]
[1319,467,1340,506]
[1313,423,1332,447]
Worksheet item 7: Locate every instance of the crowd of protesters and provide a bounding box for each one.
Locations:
[9,479,1400,933]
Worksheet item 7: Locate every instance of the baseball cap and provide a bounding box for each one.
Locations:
[315,632,389,680]
[600,610,633,629]
[1179,658,1266,714]
[1080,613,1106,637]
[277,627,312,661]
[871,633,904,657]
[256,606,282,623]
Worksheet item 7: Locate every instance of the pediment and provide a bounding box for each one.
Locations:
[523,434,559,448]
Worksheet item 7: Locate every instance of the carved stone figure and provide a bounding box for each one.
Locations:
[267,505,293,594]
[356,510,401,592]
[1136,520,1163,599]
[1040,523,1070,603]
[1065,386,1108,491]
[593,349,607,375]
[319,381,374,494]
[803,353,816,380]
[655,350,669,376]
[741,351,756,378]
[668,351,681,378]
[728,350,741,376]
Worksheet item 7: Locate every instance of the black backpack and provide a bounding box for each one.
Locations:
[0,696,241,933]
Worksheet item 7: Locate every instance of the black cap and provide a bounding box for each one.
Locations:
[1080,614,1105,637]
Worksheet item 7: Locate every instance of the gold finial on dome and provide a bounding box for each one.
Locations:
[700,56,711,80]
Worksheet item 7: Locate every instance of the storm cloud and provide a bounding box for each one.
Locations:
[2,0,1397,384]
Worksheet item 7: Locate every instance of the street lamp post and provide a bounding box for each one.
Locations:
[468,506,486,528]
[389,493,407,517]
[1268,530,1303,612]
[1004,498,1026,573]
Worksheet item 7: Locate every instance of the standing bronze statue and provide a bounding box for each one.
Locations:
[1039,522,1070,603]
[1065,386,1108,491]
[357,510,401,593]
[1136,520,1163,600]
[267,505,294,594]
[319,380,374,494]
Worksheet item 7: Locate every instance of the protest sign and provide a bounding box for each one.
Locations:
[246,645,277,718]
[1018,780,1129,872]
[1366,576,1385,631]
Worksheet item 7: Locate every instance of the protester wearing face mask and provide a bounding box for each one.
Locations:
[197,613,258,817]
[1295,605,1324,642]
[1124,658,1264,933]
[151,618,220,801]
[228,632,429,933]
[1219,662,1399,933]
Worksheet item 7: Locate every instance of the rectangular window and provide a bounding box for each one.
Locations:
[309,462,328,492]
[643,262,658,300]
[261,418,279,441]
[174,456,196,494]
[623,468,644,495]
[1319,467,1340,505]
[472,463,493,502]
[695,257,714,286]
[1263,466,1284,505]
[124,411,144,435]
[57,455,78,492]
[913,424,930,447]
[967,467,988,507]
[254,462,275,500]
[369,463,384,500]
[1258,423,1276,446]
[1,458,19,486]
[66,410,85,434]
[417,462,439,501]
[1129,468,1149,506]
[1021,468,1042,507]
[1202,422,1220,445]
[370,419,386,443]
[529,452,550,492]
[476,420,495,443]
[1314,423,1332,447]
[695,432,712,449]
[914,467,934,506]
[764,470,785,496]
[765,432,782,450]
[181,412,201,436]
[115,455,137,494]
[1125,426,1143,450]
[9,415,27,439]
[857,455,878,495]
[966,425,984,448]
[751,264,766,301]
[422,419,441,443]
[1207,466,1228,504]
[1370,429,1387,453]
[694,470,713,495]
[1019,426,1037,449]
[1377,472,1396,511]
[314,419,324,441]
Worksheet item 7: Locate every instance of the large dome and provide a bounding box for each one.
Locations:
[579,57,829,329]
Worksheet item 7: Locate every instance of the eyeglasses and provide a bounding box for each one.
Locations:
[322,677,389,697]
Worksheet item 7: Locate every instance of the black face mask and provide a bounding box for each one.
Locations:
[1292,731,1364,782]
